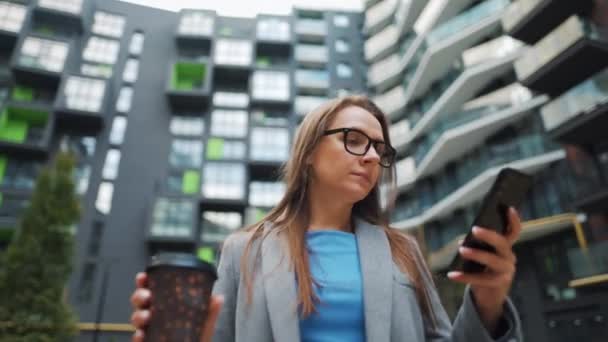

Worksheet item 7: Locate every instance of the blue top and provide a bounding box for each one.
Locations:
[299,230,366,342]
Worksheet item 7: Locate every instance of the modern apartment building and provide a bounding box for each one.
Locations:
[0,0,365,340]
[364,0,608,341]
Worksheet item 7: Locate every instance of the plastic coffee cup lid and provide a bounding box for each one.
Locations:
[146,252,217,280]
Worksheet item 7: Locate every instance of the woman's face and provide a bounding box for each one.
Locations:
[308,105,384,203]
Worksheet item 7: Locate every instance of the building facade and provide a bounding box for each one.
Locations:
[363,0,608,341]
[0,0,365,340]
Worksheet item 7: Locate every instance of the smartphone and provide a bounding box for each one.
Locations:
[450,167,533,274]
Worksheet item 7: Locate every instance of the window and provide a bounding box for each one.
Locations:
[214,39,253,66]
[337,63,353,78]
[206,138,246,160]
[201,211,242,243]
[0,2,27,33]
[249,181,285,207]
[295,96,328,116]
[87,221,104,257]
[333,15,350,27]
[92,11,125,38]
[210,110,248,138]
[170,116,204,136]
[64,76,106,112]
[249,127,289,162]
[77,262,96,302]
[335,39,350,53]
[213,92,249,108]
[129,31,145,55]
[19,36,69,72]
[95,182,114,215]
[251,71,290,101]
[296,69,329,89]
[178,11,214,36]
[1,159,40,191]
[201,162,246,200]
[257,18,290,41]
[109,116,127,145]
[102,149,121,180]
[169,139,203,169]
[81,63,113,78]
[38,0,82,14]
[116,86,133,112]
[150,198,195,238]
[122,58,139,83]
[83,36,120,65]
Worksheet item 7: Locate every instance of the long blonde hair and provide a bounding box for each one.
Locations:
[240,95,437,324]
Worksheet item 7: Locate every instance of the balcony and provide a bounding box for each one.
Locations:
[0,1,28,48]
[392,135,564,230]
[568,240,608,287]
[200,209,243,245]
[166,60,212,108]
[365,24,399,64]
[295,44,328,68]
[414,95,548,178]
[0,190,29,248]
[515,15,608,97]
[295,19,326,43]
[502,0,590,44]
[146,196,198,249]
[54,74,109,132]
[404,0,513,104]
[541,68,608,145]
[0,103,53,157]
[176,9,215,48]
[295,95,327,117]
[364,0,396,36]
[256,15,291,50]
[32,0,92,32]
[394,0,427,35]
[395,53,520,152]
[11,35,70,88]
[295,69,329,94]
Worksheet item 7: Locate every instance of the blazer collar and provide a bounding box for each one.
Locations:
[261,218,393,342]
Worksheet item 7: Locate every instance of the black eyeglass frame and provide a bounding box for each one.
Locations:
[323,127,396,168]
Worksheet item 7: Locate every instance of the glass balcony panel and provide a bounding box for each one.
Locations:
[295,19,326,38]
[0,1,27,34]
[295,44,328,64]
[295,96,328,116]
[295,69,329,90]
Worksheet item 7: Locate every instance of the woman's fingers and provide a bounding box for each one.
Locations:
[458,246,515,274]
[471,227,517,264]
[130,288,151,309]
[132,329,145,342]
[135,272,148,288]
[505,207,522,245]
[447,270,512,287]
[130,309,150,329]
[200,295,224,342]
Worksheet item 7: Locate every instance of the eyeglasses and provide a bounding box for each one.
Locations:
[323,127,396,168]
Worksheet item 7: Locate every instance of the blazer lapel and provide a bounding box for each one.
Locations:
[261,225,301,341]
[355,217,393,342]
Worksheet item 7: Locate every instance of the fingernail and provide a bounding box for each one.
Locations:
[447,271,459,278]
[141,310,150,320]
[135,329,144,337]
[472,226,481,234]
[459,246,470,254]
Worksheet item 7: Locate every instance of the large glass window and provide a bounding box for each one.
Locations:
[251,71,290,101]
[92,11,125,38]
[213,92,249,108]
[116,86,133,113]
[83,36,120,65]
[0,159,40,191]
[129,31,145,56]
[150,198,195,238]
[257,18,290,41]
[206,138,246,160]
[38,0,82,14]
[95,182,114,215]
[210,109,248,138]
[201,162,246,200]
[337,63,353,79]
[335,39,350,53]
[0,1,27,33]
[178,11,214,36]
[249,181,285,207]
[102,149,121,180]
[64,76,105,112]
[333,15,350,28]
[109,116,127,145]
[19,36,69,73]
[200,211,242,243]
[249,127,289,162]
[214,39,253,66]
[169,139,203,169]
[170,116,204,136]
[122,58,139,83]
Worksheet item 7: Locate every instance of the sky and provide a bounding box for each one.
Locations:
[120,0,364,17]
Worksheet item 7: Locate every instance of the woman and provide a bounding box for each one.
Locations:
[131,95,523,342]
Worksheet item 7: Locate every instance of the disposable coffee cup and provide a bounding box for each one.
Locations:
[145,252,217,342]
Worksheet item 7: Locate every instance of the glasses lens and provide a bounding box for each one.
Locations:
[344,130,369,155]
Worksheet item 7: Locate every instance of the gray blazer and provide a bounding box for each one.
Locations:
[212,217,522,342]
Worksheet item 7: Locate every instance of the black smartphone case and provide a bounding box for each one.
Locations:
[450,167,533,273]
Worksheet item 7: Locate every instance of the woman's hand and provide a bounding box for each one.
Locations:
[447,207,522,335]
[130,272,224,342]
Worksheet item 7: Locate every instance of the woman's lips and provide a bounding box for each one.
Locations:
[350,172,371,184]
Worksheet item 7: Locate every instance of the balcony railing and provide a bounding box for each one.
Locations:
[0,105,50,148]
[568,240,608,280]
